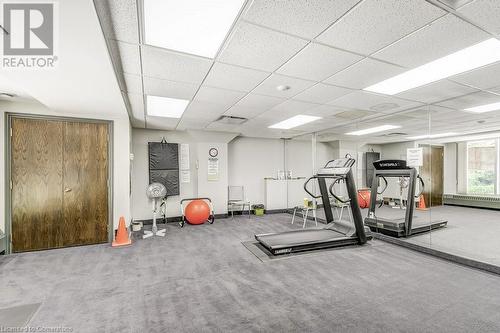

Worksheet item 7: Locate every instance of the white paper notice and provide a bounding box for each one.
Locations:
[180,170,190,183]
[407,148,423,167]
[180,144,190,170]
[208,158,219,181]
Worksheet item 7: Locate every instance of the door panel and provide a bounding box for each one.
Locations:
[421,145,444,207]
[10,117,109,252]
[11,118,64,252]
[63,122,109,246]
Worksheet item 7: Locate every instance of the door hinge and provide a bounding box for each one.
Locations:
[10,180,12,190]
[10,127,12,137]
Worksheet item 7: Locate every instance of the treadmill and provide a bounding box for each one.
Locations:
[255,157,372,255]
[364,159,448,237]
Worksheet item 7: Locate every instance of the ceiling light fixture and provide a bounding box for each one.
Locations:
[346,125,401,136]
[409,132,458,140]
[464,101,500,113]
[146,95,189,118]
[143,0,245,58]
[364,38,500,95]
[269,115,322,130]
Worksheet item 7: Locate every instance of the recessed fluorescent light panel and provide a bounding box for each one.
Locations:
[143,0,245,58]
[346,125,401,136]
[269,115,322,130]
[464,102,500,113]
[365,38,500,95]
[409,132,458,140]
[146,95,189,118]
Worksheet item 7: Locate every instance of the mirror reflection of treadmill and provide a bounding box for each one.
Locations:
[364,159,448,238]
[255,157,372,255]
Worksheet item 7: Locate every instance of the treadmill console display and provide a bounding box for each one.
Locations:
[318,158,355,176]
[373,159,408,170]
[317,167,350,176]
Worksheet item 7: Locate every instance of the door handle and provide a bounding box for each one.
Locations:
[64,188,72,193]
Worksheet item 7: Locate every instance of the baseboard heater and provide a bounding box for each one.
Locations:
[444,194,500,210]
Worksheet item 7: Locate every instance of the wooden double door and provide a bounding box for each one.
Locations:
[420,145,444,207]
[10,117,110,252]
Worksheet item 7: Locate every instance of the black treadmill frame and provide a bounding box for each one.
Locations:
[255,163,370,255]
[365,167,447,237]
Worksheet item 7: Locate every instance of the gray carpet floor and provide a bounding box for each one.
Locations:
[1,213,500,332]
[315,205,500,266]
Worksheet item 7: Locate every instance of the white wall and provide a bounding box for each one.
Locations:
[0,100,131,233]
[228,137,284,205]
[131,128,235,220]
[227,137,337,206]
[444,143,458,194]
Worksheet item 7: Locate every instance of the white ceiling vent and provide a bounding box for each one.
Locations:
[214,115,248,125]
[377,132,408,137]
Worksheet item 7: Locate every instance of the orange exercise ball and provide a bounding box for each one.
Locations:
[185,200,210,225]
[358,189,371,209]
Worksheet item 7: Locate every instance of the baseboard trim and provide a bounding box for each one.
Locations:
[137,213,229,225]
[373,233,500,276]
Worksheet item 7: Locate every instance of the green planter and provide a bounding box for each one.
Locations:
[252,204,265,216]
[254,208,264,216]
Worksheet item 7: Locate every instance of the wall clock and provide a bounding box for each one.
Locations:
[209,147,218,157]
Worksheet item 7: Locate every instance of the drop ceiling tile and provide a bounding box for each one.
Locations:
[450,61,500,90]
[458,0,500,35]
[176,118,209,131]
[205,122,241,132]
[194,86,246,109]
[397,80,479,104]
[204,62,270,92]
[143,77,198,100]
[489,86,500,94]
[334,109,379,120]
[94,0,139,43]
[123,73,142,94]
[146,116,180,130]
[233,93,286,111]
[303,104,354,118]
[142,46,213,84]
[293,83,353,104]
[329,91,423,113]
[218,21,308,72]
[183,101,227,121]
[373,14,489,68]
[223,105,265,119]
[108,40,141,75]
[324,58,404,89]
[252,74,316,98]
[243,0,360,39]
[126,93,145,127]
[437,91,500,110]
[277,43,363,81]
[316,0,445,55]
[267,100,319,118]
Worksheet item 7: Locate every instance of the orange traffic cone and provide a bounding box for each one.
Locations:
[112,216,132,247]
[417,195,428,211]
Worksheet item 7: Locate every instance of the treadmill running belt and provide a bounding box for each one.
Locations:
[257,229,345,246]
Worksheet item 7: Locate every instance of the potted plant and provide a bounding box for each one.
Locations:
[252,204,265,216]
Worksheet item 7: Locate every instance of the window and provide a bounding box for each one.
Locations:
[467,139,498,195]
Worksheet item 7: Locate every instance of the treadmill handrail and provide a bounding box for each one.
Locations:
[328,180,350,204]
[303,176,322,199]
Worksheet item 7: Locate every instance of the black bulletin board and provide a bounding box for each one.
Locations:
[365,151,380,188]
[148,142,179,196]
